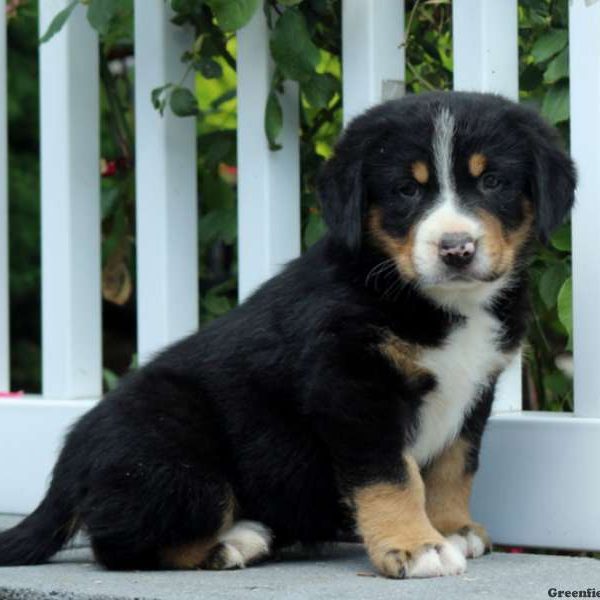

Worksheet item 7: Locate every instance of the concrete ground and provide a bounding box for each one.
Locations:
[1,515,599,600]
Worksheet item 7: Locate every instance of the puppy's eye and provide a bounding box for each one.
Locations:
[395,181,420,198]
[481,173,503,191]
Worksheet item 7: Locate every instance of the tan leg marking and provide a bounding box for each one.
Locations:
[424,438,491,558]
[161,538,219,570]
[368,208,418,281]
[160,495,234,569]
[353,455,466,578]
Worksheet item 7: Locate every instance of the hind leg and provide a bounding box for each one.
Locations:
[84,463,273,570]
[83,460,235,570]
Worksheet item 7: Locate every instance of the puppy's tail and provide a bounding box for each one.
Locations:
[0,451,79,565]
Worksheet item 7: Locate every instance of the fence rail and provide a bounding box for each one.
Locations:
[0,0,599,550]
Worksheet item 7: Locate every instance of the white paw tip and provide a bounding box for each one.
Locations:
[221,542,246,569]
[406,542,466,578]
[447,533,468,556]
[466,530,486,558]
[437,540,468,574]
[406,547,443,578]
[447,529,487,559]
[219,520,272,564]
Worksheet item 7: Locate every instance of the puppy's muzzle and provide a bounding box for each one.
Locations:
[438,233,476,268]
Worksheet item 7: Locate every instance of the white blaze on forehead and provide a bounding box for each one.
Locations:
[411,106,486,288]
[432,107,456,197]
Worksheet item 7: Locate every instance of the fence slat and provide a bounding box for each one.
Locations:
[40,2,101,399]
[570,1,600,419]
[453,0,518,98]
[237,10,300,301]
[342,0,405,125]
[134,2,198,365]
[0,6,8,391]
[453,0,521,413]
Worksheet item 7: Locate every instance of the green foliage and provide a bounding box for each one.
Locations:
[38,0,78,43]
[204,0,260,32]
[265,90,283,150]
[13,0,573,410]
[169,86,200,116]
[270,9,320,81]
[87,0,122,36]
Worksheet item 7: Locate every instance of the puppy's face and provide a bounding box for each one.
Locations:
[319,93,575,297]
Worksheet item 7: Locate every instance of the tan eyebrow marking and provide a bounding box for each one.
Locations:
[411,161,429,184]
[468,153,487,178]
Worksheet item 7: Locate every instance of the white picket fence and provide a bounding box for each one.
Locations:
[0,0,599,551]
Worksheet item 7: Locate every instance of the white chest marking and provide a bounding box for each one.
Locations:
[409,307,510,466]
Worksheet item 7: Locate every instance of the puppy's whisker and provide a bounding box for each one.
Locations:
[365,258,397,289]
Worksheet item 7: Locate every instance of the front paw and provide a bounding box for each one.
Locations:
[369,540,467,579]
[445,523,492,559]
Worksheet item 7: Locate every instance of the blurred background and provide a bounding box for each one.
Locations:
[6,0,573,410]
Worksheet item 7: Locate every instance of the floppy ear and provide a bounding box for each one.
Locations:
[317,151,365,252]
[521,114,576,242]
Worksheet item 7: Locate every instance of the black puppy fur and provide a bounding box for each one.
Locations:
[0,92,575,575]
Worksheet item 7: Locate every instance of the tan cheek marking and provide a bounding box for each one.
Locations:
[368,208,418,281]
[468,153,487,178]
[352,455,445,577]
[379,332,429,381]
[476,202,534,274]
[411,161,429,185]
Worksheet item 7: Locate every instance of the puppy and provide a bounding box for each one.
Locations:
[0,92,575,578]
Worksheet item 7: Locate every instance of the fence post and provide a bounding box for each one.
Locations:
[570,0,600,418]
[237,10,300,301]
[453,0,518,98]
[39,1,101,399]
[453,0,521,413]
[0,6,8,391]
[134,1,198,365]
[342,0,405,125]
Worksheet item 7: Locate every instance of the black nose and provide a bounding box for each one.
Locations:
[439,233,476,268]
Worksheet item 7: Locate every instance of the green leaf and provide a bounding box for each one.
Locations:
[200,131,236,168]
[531,29,568,64]
[101,185,120,219]
[151,83,172,115]
[302,73,339,109]
[87,0,120,35]
[557,277,573,337]
[304,211,327,247]
[204,0,259,31]
[520,64,543,92]
[265,91,283,151]
[278,0,304,5]
[103,369,120,391]
[195,57,223,79]
[171,0,201,12]
[203,291,233,316]
[270,9,320,82]
[169,87,199,117]
[541,82,569,124]
[39,0,79,44]
[543,47,568,84]
[550,223,571,252]
[542,371,570,395]
[538,263,568,309]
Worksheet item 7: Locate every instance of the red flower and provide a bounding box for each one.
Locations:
[101,159,118,177]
